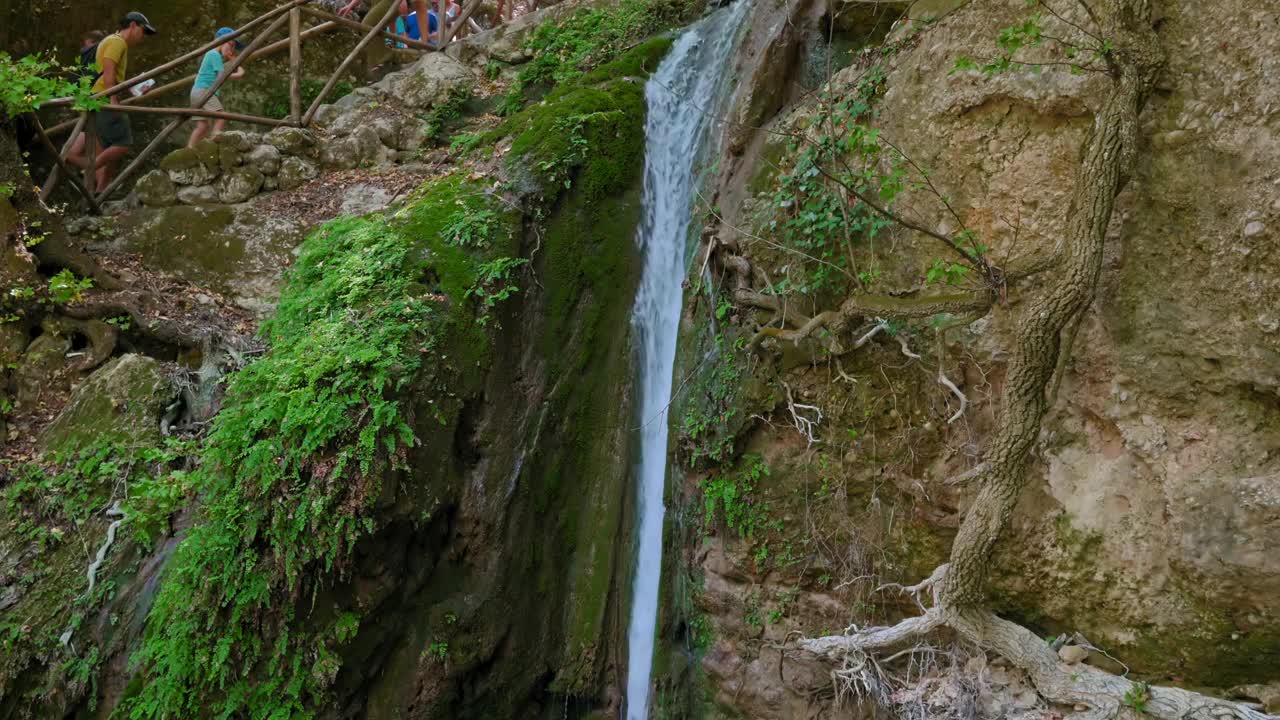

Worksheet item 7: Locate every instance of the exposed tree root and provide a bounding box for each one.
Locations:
[797,566,1278,720]
[60,294,246,352]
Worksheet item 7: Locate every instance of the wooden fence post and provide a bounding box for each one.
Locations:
[301,0,402,126]
[442,0,483,45]
[38,112,87,203]
[30,115,102,214]
[289,7,303,124]
[95,12,292,202]
[84,120,98,198]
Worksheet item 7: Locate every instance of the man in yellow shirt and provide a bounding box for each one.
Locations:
[67,11,158,191]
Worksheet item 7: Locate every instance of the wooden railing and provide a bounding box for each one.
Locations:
[34,0,488,211]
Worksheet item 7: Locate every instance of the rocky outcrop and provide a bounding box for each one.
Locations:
[658,0,1280,716]
[141,47,479,210]
[37,354,174,452]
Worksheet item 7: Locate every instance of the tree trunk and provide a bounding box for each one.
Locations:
[939,0,1164,608]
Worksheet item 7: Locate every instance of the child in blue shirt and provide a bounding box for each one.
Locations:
[188,27,246,148]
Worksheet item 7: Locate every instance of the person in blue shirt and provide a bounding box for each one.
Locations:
[188,27,246,148]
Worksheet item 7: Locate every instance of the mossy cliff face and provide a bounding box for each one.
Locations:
[1,3,692,715]
[656,0,1280,717]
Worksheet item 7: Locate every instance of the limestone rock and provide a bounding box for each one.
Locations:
[14,332,72,408]
[265,126,316,156]
[245,144,282,176]
[339,184,395,216]
[219,144,244,172]
[371,115,427,152]
[37,355,174,452]
[177,184,219,205]
[218,166,265,204]
[161,146,219,186]
[135,170,177,207]
[1057,645,1090,664]
[374,53,474,110]
[106,204,306,314]
[321,136,362,170]
[277,156,318,190]
[214,129,260,152]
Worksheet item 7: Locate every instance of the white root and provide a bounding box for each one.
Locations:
[61,501,127,647]
[797,566,1280,720]
[86,501,125,596]
[783,382,824,446]
[937,369,968,424]
[853,322,888,350]
[895,333,922,360]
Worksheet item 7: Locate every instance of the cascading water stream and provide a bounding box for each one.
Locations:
[625,4,749,718]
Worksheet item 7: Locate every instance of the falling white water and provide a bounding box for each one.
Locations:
[625,4,750,718]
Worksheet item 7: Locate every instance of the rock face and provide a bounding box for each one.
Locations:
[38,354,173,452]
[145,45,476,207]
[657,0,1280,716]
[93,203,306,314]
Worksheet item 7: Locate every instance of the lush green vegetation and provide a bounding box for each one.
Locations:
[0,52,102,116]
[514,0,688,92]
[699,453,772,541]
[118,173,518,719]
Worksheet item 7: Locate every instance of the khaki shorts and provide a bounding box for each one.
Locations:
[190,91,224,112]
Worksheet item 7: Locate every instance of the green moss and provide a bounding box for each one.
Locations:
[517,0,690,88]
[1122,593,1280,687]
[505,78,648,201]
[118,173,518,720]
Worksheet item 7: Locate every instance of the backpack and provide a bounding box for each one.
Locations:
[76,42,102,83]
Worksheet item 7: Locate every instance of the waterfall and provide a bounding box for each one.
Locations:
[625,4,749,718]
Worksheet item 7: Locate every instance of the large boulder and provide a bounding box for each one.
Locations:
[265,126,317,157]
[37,354,174,452]
[277,156,318,190]
[320,136,361,170]
[160,146,219,186]
[218,166,265,204]
[245,144,282,176]
[100,204,306,314]
[373,53,474,110]
[135,170,177,207]
[371,115,428,153]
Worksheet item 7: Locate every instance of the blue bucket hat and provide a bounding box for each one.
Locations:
[215,26,244,50]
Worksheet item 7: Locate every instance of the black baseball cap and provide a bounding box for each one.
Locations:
[121,11,159,34]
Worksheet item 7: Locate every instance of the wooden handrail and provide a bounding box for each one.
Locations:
[442,0,485,46]
[45,0,311,108]
[94,13,294,202]
[302,0,403,126]
[43,21,342,138]
[93,104,294,125]
[301,6,438,52]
